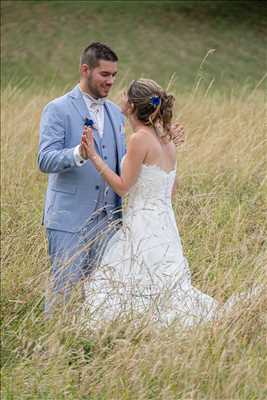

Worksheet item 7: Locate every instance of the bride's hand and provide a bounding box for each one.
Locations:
[81,126,96,160]
[170,123,185,147]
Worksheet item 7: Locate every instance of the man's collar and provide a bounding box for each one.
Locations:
[79,84,106,106]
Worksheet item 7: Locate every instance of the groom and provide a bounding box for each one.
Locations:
[38,42,126,314]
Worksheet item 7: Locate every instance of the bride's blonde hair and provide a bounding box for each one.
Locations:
[127,79,175,140]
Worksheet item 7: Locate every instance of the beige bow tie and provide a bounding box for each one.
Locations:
[90,98,105,108]
[83,93,105,108]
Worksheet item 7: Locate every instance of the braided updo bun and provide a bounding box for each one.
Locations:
[127,79,175,140]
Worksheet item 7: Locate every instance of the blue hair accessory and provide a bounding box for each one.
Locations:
[84,118,95,128]
[150,95,161,108]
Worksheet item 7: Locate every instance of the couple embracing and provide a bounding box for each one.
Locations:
[39,42,261,328]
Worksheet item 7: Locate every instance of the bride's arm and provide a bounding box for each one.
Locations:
[82,128,147,197]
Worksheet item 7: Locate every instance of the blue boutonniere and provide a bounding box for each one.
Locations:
[150,95,161,108]
[84,118,95,128]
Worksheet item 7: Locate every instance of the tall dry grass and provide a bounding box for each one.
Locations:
[1,83,266,399]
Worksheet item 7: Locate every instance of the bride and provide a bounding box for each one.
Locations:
[80,78,261,328]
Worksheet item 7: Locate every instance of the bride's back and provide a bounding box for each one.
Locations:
[138,128,177,174]
[124,128,177,208]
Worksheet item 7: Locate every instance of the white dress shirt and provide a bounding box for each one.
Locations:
[73,86,106,167]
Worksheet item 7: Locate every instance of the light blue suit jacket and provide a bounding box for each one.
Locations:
[38,84,126,233]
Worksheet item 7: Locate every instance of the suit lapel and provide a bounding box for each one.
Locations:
[68,85,101,153]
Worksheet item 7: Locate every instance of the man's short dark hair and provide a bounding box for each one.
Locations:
[80,42,118,68]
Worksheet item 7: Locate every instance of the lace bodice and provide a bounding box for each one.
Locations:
[121,156,176,211]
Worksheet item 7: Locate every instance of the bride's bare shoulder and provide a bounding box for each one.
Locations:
[126,130,150,155]
[128,129,152,146]
[132,128,150,137]
[128,130,146,144]
[133,128,159,144]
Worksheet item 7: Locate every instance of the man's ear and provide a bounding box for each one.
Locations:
[80,64,90,77]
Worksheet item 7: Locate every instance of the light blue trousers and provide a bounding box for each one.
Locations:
[45,211,119,315]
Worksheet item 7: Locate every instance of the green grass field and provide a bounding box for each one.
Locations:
[1,1,267,399]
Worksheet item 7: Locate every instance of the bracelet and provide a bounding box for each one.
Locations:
[99,164,108,176]
[96,161,108,176]
[91,154,107,176]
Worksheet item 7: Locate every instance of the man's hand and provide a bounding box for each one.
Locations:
[170,123,185,147]
[81,126,97,160]
[79,126,96,160]
[79,142,88,160]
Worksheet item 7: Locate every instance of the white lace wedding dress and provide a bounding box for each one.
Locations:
[83,158,262,328]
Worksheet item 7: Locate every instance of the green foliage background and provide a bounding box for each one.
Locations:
[2,0,266,93]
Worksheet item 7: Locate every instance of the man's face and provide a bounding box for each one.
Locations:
[85,60,118,98]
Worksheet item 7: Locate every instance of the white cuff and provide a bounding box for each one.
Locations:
[73,145,87,167]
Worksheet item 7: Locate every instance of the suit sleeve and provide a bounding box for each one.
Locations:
[38,102,77,173]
